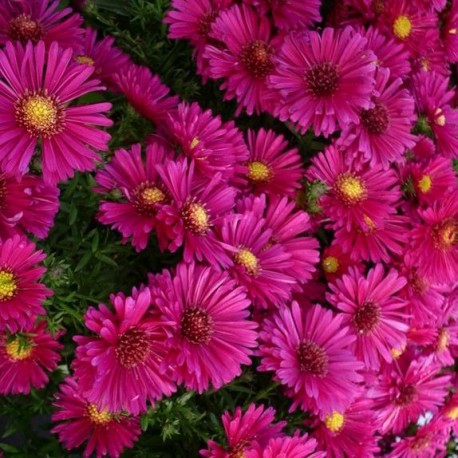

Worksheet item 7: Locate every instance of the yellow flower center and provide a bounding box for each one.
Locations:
[86,403,112,425]
[335,173,367,205]
[437,328,449,351]
[0,270,17,301]
[247,161,272,183]
[437,222,456,249]
[391,344,406,359]
[234,248,259,276]
[434,108,446,126]
[447,407,458,420]
[76,55,95,66]
[5,338,32,361]
[322,256,339,273]
[182,202,210,235]
[363,214,377,232]
[325,411,344,433]
[449,28,457,35]
[417,175,432,193]
[393,15,412,40]
[141,186,165,206]
[16,93,62,137]
[190,137,200,149]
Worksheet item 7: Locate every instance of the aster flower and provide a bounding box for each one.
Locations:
[52,377,141,458]
[337,68,416,169]
[161,102,248,182]
[156,262,258,393]
[0,171,59,240]
[442,1,458,64]
[409,195,458,284]
[259,303,363,416]
[204,4,277,115]
[74,27,130,92]
[0,41,112,184]
[321,244,361,283]
[0,321,62,394]
[200,404,286,458]
[94,142,171,251]
[311,397,380,458]
[115,63,178,126]
[219,211,295,309]
[246,432,324,458]
[73,288,175,415]
[270,27,376,137]
[242,128,303,198]
[0,0,84,50]
[412,71,458,159]
[156,159,236,266]
[246,0,320,31]
[327,264,409,370]
[0,236,51,333]
[370,354,451,434]
[306,145,401,231]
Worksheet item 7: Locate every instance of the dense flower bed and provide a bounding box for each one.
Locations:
[0,0,457,457]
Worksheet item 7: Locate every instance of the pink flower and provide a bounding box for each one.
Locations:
[160,102,248,182]
[270,27,376,136]
[73,288,175,415]
[321,244,361,283]
[75,27,130,92]
[94,142,171,251]
[259,303,363,416]
[241,128,303,198]
[409,195,458,284]
[200,404,286,457]
[327,264,409,370]
[115,63,178,126]
[156,262,258,393]
[156,159,236,266]
[337,68,416,169]
[369,354,451,434]
[442,0,458,64]
[0,0,84,50]
[52,377,141,458]
[0,41,112,184]
[204,4,277,115]
[0,321,62,394]
[0,236,51,333]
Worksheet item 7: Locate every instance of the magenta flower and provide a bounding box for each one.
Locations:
[115,63,178,126]
[337,68,416,169]
[242,128,303,198]
[200,404,286,458]
[156,159,236,266]
[0,41,112,184]
[311,397,380,458]
[94,142,171,251]
[259,303,363,416]
[161,101,248,182]
[307,145,401,231]
[73,288,176,415]
[52,377,141,458]
[270,27,376,136]
[75,27,130,92]
[0,321,62,394]
[369,354,451,434]
[0,236,51,333]
[156,262,258,393]
[410,195,458,284]
[204,4,277,115]
[0,0,84,50]
[442,1,458,63]
[327,264,409,370]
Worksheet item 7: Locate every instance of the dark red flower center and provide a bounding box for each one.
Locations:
[115,327,151,368]
[361,103,390,134]
[305,62,339,97]
[296,340,328,376]
[133,182,166,216]
[240,40,274,80]
[8,14,45,44]
[15,91,64,138]
[432,219,457,251]
[198,10,218,37]
[394,384,418,406]
[181,307,213,344]
[181,201,210,235]
[353,302,381,334]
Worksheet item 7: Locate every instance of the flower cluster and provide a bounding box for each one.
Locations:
[0,0,457,457]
